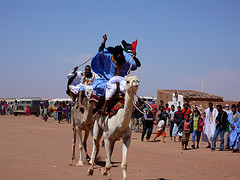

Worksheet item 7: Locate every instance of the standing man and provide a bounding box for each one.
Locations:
[202,102,218,148]
[150,100,158,121]
[228,104,240,152]
[4,101,8,115]
[169,105,176,140]
[57,103,63,124]
[211,105,228,151]
[52,104,58,120]
[223,104,231,149]
[165,104,170,126]
[141,109,154,142]
[132,101,143,132]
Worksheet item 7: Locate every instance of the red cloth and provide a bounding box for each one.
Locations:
[150,103,158,121]
[183,121,190,131]
[193,117,204,132]
[155,130,167,138]
[25,107,30,116]
[181,108,192,119]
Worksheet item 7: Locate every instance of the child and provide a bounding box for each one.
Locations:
[158,108,169,126]
[153,119,166,143]
[169,105,175,140]
[178,114,193,150]
[25,106,30,116]
[191,110,204,149]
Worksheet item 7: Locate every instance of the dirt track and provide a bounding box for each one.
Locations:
[0,115,239,180]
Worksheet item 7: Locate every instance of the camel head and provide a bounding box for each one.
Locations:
[124,75,139,94]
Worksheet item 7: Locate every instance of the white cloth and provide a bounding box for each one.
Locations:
[202,108,218,142]
[170,111,175,121]
[67,70,98,95]
[43,108,48,115]
[157,120,165,131]
[105,76,126,100]
[223,109,232,115]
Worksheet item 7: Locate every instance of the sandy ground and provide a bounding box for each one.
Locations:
[0,115,239,180]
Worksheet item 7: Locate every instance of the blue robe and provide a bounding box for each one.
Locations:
[91,49,137,96]
[228,111,240,149]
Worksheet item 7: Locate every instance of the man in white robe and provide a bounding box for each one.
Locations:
[202,102,218,148]
[67,65,98,108]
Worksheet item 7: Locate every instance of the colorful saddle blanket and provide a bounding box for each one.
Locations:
[109,99,124,118]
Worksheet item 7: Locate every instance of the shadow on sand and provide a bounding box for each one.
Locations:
[94,157,120,169]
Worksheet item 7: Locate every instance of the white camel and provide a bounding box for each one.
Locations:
[88,75,139,180]
[69,90,95,166]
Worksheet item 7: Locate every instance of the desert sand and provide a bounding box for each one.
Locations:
[0,115,239,180]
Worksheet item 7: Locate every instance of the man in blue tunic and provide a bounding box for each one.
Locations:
[228,104,240,152]
[91,34,141,113]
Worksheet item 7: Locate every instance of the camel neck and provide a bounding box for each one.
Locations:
[121,91,134,130]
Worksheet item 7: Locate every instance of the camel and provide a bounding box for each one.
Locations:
[69,90,95,166]
[88,75,140,180]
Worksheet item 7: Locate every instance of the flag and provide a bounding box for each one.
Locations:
[131,39,137,52]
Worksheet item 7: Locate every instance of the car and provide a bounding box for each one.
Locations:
[13,97,41,116]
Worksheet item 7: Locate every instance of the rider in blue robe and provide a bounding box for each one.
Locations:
[228,104,240,152]
[91,34,141,96]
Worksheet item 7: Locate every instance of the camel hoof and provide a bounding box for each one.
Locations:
[99,168,107,176]
[76,162,84,166]
[69,160,75,166]
[87,168,94,176]
[89,160,94,165]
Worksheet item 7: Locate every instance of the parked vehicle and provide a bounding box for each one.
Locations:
[13,97,41,116]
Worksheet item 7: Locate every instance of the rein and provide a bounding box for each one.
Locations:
[75,57,93,69]
[133,93,153,115]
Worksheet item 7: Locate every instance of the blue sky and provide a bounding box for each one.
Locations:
[0,0,239,100]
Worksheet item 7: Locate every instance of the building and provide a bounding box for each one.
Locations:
[157,89,238,113]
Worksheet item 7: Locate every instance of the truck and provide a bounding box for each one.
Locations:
[13,97,41,116]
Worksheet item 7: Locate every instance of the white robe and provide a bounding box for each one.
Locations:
[67,70,98,95]
[105,76,126,100]
[202,108,218,142]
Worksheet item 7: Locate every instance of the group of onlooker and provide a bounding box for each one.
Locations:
[1,99,72,124]
[133,99,240,152]
[0,100,18,115]
[40,101,72,124]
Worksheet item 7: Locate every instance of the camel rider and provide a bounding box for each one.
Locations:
[91,34,141,113]
[67,65,98,109]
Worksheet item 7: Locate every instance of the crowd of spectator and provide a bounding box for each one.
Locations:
[40,101,72,124]
[132,99,240,152]
[0,100,17,115]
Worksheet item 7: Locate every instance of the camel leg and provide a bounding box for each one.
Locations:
[83,129,90,163]
[89,119,99,164]
[100,137,112,179]
[88,123,103,176]
[69,126,76,166]
[76,127,85,166]
[122,128,132,180]
[110,141,116,157]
